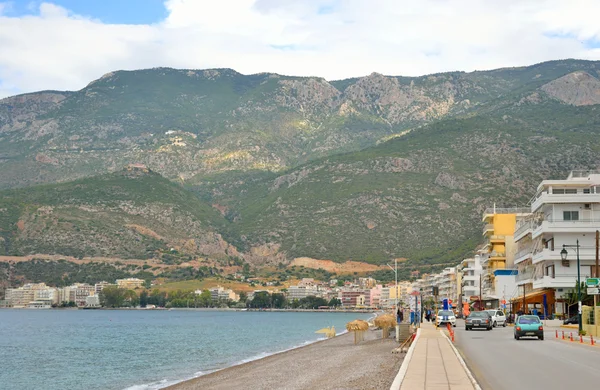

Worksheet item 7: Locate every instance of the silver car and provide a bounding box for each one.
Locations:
[485,309,507,327]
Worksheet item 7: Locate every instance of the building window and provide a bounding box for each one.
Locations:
[545,265,555,278]
[563,211,579,221]
[565,189,577,194]
[584,188,591,194]
[552,189,565,194]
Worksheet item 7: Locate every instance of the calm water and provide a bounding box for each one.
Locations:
[0,309,371,390]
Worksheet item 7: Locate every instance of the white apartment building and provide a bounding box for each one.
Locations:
[288,285,320,301]
[116,278,145,289]
[513,170,600,316]
[34,287,59,305]
[460,257,482,303]
[6,283,50,307]
[438,267,456,302]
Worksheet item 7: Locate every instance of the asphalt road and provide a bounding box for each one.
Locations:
[453,320,600,390]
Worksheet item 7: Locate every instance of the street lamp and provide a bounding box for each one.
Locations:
[387,259,398,310]
[561,240,582,334]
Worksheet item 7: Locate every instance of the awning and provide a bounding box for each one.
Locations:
[510,289,553,302]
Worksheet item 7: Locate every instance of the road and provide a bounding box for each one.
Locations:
[453,320,600,390]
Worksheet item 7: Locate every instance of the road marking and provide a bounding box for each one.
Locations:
[390,328,420,390]
[439,329,481,390]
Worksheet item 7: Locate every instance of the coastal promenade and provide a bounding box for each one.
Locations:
[392,322,478,390]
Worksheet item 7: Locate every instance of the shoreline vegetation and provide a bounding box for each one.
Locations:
[164,330,402,390]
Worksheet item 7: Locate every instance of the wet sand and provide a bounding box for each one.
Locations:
[166,330,403,390]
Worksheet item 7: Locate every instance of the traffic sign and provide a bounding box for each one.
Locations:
[587,287,600,295]
[586,278,600,287]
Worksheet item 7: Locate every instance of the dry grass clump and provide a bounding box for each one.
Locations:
[374,314,397,329]
[374,314,397,339]
[346,319,369,331]
[346,319,369,344]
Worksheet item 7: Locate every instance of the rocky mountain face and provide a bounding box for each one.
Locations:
[2,59,600,268]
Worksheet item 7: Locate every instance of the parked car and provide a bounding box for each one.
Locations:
[465,311,493,331]
[436,310,457,327]
[563,315,579,325]
[514,315,544,340]
[485,309,507,327]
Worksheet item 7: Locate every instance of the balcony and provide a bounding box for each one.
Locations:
[532,275,579,289]
[514,221,533,241]
[489,251,506,260]
[531,192,600,213]
[483,207,531,216]
[514,246,533,264]
[532,217,600,239]
[482,224,494,236]
[490,235,505,244]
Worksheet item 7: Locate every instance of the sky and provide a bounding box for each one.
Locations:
[1,0,600,98]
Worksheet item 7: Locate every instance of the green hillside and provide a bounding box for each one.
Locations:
[1,59,600,270]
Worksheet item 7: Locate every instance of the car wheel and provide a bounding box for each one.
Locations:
[465,327,469,331]
[503,322,507,327]
[539,335,544,340]
[487,326,491,331]
[516,336,520,340]
[453,323,456,327]
[493,321,497,327]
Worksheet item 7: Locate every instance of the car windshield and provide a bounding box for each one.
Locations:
[485,310,496,315]
[438,310,453,316]
[518,316,540,324]
[469,312,488,318]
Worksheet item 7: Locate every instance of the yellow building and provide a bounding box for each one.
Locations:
[481,206,530,300]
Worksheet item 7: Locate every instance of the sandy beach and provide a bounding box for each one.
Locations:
[166,330,404,390]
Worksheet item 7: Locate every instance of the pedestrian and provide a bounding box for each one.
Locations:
[397,308,403,324]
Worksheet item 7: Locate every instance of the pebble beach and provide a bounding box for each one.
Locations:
[165,330,403,390]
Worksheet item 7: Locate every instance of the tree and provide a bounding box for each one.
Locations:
[249,291,271,308]
[139,290,148,308]
[328,298,341,307]
[565,281,591,317]
[100,286,126,308]
[271,293,287,308]
[239,291,247,303]
[198,290,212,307]
[299,295,328,309]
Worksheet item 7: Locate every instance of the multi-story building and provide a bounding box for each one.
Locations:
[459,257,482,305]
[34,287,59,305]
[369,285,382,307]
[339,288,370,307]
[513,171,600,317]
[287,285,320,301]
[438,267,456,302]
[5,283,53,307]
[380,287,391,308]
[72,284,96,307]
[95,281,117,294]
[116,278,145,290]
[480,206,530,307]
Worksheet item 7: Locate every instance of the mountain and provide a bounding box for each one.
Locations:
[2,59,600,271]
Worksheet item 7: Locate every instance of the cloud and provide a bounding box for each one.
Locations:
[1,0,600,98]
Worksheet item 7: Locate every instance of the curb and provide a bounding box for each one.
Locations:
[439,330,482,390]
[390,328,420,390]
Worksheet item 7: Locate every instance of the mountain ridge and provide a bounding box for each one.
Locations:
[2,59,600,272]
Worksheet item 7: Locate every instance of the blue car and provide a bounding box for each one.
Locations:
[514,315,544,340]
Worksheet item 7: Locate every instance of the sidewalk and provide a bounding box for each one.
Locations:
[394,322,477,390]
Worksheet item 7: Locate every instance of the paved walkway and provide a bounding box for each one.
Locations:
[399,322,476,390]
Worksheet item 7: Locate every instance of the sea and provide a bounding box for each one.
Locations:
[0,309,372,390]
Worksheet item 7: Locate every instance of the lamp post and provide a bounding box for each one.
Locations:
[387,259,398,311]
[561,240,582,334]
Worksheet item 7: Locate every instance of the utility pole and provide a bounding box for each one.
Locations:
[522,284,526,314]
[592,230,600,314]
[479,273,482,311]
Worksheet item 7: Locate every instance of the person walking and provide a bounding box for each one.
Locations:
[397,308,404,323]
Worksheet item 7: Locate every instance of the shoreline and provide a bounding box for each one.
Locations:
[162,327,402,390]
